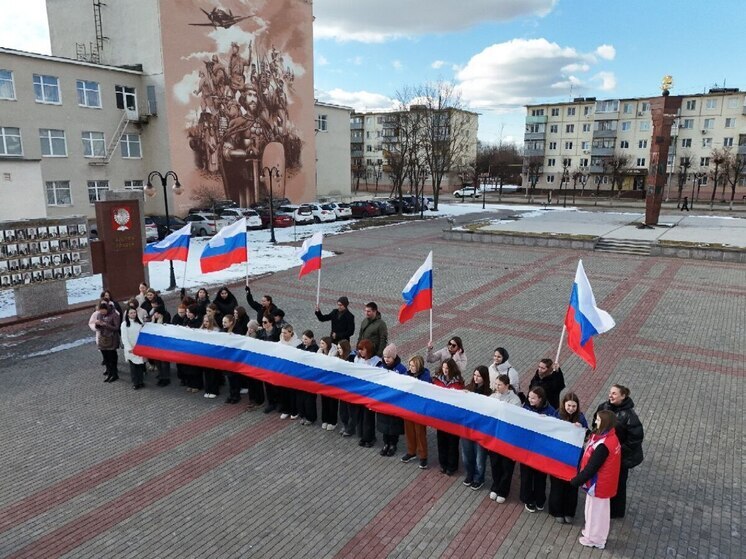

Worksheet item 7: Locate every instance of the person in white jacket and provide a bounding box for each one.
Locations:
[488,347,520,394]
[120,308,146,389]
[426,336,468,381]
[488,373,522,503]
[278,324,300,419]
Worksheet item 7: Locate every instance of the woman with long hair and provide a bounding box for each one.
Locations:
[433,358,465,475]
[461,365,491,490]
[318,336,339,431]
[296,330,319,426]
[354,339,381,447]
[488,374,522,503]
[336,340,357,437]
[520,386,557,512]
[120,307,145,390]
[400,355,431,470]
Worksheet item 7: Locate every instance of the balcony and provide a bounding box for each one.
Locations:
[524,132,545,141]
[351,150,364,158]
[591,146,615,157]
[592,129,618,139]
[524,147,545,157]
[350,121,364,129]
[738,145,746,156]
[526,115,548,124]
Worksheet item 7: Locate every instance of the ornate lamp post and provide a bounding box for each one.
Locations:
[145,170,183,290]
[261,165,281,244]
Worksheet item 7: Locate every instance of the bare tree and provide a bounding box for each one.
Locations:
[385,90,426,214]
[492,144,521,202]
[189,182,226,212]
[723,152,746,210]
[607,152,631,202]
[593,159,609,206]
[676,152,692,208]
[524,154,544,203]
[709,148,728,209]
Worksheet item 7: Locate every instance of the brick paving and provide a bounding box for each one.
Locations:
[0,213,743,558]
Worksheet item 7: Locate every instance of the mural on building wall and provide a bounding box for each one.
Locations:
[161,1,315,214]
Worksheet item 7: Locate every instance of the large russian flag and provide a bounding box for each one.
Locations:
[142,223,191,264]
[199,218,247,273]
[298,232,323,278]
[398,251,433,324]
[564,260,615,368]
[134,324,586,480]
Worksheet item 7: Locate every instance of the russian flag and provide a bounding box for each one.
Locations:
[142,223,191,264]
[298,232,323,278]
[398,251,433,324]
[199,217,247,273]
[564,260,615,368]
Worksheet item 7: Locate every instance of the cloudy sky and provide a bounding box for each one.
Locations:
[5,0,746,145]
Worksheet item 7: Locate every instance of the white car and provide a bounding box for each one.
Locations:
[220,208,263,230]
[184,212,230,236]
[326,202,352,220]
[453,186,482,198]
[303,203,337,223]
[278,204,314,225]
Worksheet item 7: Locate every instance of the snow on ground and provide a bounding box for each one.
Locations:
[0,204,500,319]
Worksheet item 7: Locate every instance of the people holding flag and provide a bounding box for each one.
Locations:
[142,223,191,265]
[298,232,323,305]
[199,217,248,274]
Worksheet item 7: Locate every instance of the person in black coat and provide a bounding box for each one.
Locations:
[183,305,204,393]
[296,330,320,425]
[528,358,566,410]
[245,285,279,323]
[141,288,166,318]
[233,306,249,335]
[314,296,355,343]
[213,286,238,323]
[256,314,281,413]
[194,288,210,318]
[594,384,644,518]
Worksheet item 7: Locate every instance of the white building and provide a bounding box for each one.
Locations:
[314,101,352,199]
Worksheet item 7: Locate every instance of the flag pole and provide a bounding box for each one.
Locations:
[555,325,566,364]
[429,308,433,345]
[316,268,321,306]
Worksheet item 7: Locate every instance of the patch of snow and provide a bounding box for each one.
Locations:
[25,337,93,358]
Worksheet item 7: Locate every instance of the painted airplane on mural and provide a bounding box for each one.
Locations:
[189,7,254,29]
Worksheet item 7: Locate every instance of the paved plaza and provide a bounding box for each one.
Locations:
[0,214,743,558]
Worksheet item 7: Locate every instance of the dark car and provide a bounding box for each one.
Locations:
[369,200,396,215]
[400,195,423,212]
[387,197,416,213]
[256,207,294,228]
[251,197,291,210]
[349,200,381,218]
[149,215,188,239]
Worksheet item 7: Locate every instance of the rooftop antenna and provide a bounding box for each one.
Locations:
[569,83,574,101]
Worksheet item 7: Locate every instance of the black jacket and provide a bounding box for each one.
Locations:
[257,324,280,342]
[528,368,566,410]
[315,307,355,342]
[213,288,238,321]
[594,397,644,469]
[245,287,278,323]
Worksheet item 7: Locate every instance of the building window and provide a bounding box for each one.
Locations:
[584,106,593,116]
[564,141,573,150]
[685,100,696,110]
[531,109,545,116]
[636,158,646,167]
[681,119,694,129]
[638,139,648,149]
[316,114,328,132]
[723,137,733,147]
[725,118,736,128]
[124,179,144,190]
[622,103,633,114]
[703,118,715,129]
[0,69,15,100]
[727,97,740,109]
[76,80,101,108]
[621,121,631,131]
[680,157,690,167]
[120,133,141,158]
[681,138,692,148]
[700,157,710,167]
[0,126,23,156]
[45,180,72,206]
[39,128,67,157]
[565,124,574,133]
[82,131,106,157]
[595,100,619,113]
[619,140,629,149]
[640,102,650,112]
[33,74,61,104]
[551,108,559,116]
[548,141,557,150]
[702,138,712,148]
[563,158,572,167]
[567,107,576,116]
[639,121,650,132]
[526,123,545,133]
[582,123,591,132]
[547,158,556,167]
[580,158,589,167]
[705,98,717,109]
[546,175,555,183]
[87,179,109,203]
[366,145,372,152]
[549,124,558,133]
[114,85,136,111]
[581,141,590,150]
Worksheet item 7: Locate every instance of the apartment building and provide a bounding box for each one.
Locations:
[315,101,352,198]
[523,89,746,198]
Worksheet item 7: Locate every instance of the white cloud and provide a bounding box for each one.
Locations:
[315,88,396,111]
[317,54,329,66]
[595,44,616,60]
[593,71,617,91]
[349,56,364,65]
[455,38,615,110]
[392,60,404,70]
[2,1,51,54]
[314,0,557,42]
[431,60,446,69]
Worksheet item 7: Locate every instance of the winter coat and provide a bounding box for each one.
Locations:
[315,307,355,342]
[410,367,432,384]
[213,289,238,321]
[171,313,189,327]
[257,324,281,342]
[120,320,145,364]
[279,334,300,347]
[522,401,558,418]
[571,428,622,498]
[491,389,522,407]
[354,354,382,367]
[432,374,465,390]
[488,360,520,393]
[528,368,566,409]
[357,312,388,356]
[297,341,320,353]
[195,295,210,318]
[318,344,338,357]
[140,295,166,317]
[594,397,644,469]
[376,356,408,436]
[427,346,468,381]
[233,314,249,336]
[90,310,120,350]
[245,288,278,323]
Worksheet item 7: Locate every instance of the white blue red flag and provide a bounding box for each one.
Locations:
[398,251,433,324]
[298,232,323,278]
[564,260,615,368]
[134,323,586,480]
[199,218,247,273]
[142,223,191,264]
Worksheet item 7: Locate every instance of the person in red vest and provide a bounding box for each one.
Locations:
[570,410,622,550]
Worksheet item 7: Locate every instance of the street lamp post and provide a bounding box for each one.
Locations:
[418,167,428,218]
[145,170,183,291]
[561,168,570,208]
[261,165,281,244]
[375,161,382,194]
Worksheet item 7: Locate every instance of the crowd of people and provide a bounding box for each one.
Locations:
[89,282,644,550]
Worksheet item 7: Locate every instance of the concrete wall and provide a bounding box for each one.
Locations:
[0,160,47,220]
[315,102,351,198]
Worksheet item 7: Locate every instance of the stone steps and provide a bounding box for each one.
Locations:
[595,237,653,256]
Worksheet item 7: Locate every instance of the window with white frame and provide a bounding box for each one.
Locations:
[550,108,559,116]
[595,100,619,113]
[0,69,15,100]
[33,74,61,104]
[636,158,646,167]
[581,141,590,150]
[594,120,617,132]
[45,180,72,206]
[526,123,544,133]
[563,158,572,167]
[0,126,22,155]
[87,179,109,203]
[76,80,101,108]
[621,121,631,131]
[580,158,589,167]
[622,103,633,114]
[680,157,690,167]
[638,139,648,149]
[120,133,141,158]
[702,138,712,148]
[705,98,717,109]
[366,145,372,152]
[316,114,328,132]
[548,141,557,150]
[727,97,739,109]
[725,118,736,128]
[124,179,144,190]
[582,123,591,132]
[584,106,593,116]
[685,100,696,110]
[681,138,692,148]
[640,121,650,132]
[667,154,675,165]
[567,107,576,116]
[700,157,710,167]
[564,141,573,150]
[681,119,694,129]
[39,128,67,156]
[703,118,715,129]
[620,140,629,149]
[546,175,555,183]
[640,101,650,112]
[565,124,574,133]
[549,124,558,133]
[547,158,556,167]
[82,131,105,157]
[723,137,734,147]
[115,85,136,111]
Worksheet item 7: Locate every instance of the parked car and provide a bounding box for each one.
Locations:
[369,200,396,215]
[400,195,423,212]
[149,215,188,240]
[303,203,337,223]
[278,204,314,225]
[144,217,159,242]
[349,200,381,218]
[184,212,229,236]
[219,208,263,230]
[326,202,352,220]
[387,197,416,213]
[453,186,482,198]
[256,207,294,228]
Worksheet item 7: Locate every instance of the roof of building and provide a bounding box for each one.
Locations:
[314,99,353,111]
[524,88,743,108]
[0,47,143,75]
